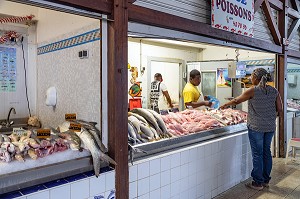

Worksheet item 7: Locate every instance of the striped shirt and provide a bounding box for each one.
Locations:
[247,86,278,132]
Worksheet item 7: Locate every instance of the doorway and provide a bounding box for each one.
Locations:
[147,57,185,110]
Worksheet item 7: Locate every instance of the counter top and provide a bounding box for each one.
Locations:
[130,123,248,162]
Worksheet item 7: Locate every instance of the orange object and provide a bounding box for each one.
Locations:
[129,98,142,110]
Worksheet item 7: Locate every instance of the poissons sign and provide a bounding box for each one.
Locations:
[211,0,254,37]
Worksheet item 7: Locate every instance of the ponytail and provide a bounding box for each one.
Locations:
[258,75,268,88]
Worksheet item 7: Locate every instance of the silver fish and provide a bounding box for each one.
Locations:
[71,120,107,153]
[147,110,169,134]
[128,123,137,144]
[140,123,155,140]
[128,116,142,133]
[131,108,163,136]
[74,127,117,177]
[59,130,82,151]
[129,122,147,143]
[149,126,160,140]
[128,112,149,125]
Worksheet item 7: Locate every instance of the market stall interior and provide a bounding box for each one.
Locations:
[0,1,113,195]
[127,38,278,161]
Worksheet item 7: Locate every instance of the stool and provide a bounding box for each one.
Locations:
[285,138,300,164]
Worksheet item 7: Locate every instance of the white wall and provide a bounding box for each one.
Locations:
[128,39,200,108]
[0,24,37,120]
[0,1,38,17]
[37,22,101,128]
[0,1,98,43]
[36,8,98,43]
[200,45,275,61]
[287,63,300,99]
[187,61,232,106]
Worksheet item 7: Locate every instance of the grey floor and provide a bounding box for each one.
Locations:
[214,158,300,199]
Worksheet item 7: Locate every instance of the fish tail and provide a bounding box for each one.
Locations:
[100,152,117,166]
[92,154,101,177]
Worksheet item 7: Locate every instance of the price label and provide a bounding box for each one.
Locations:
[65,113,76,121]
[13,128,26,136]
[69,123,81,132]
[37,129,51,139]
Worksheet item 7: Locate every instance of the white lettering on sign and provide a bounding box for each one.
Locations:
[211,0,254,37]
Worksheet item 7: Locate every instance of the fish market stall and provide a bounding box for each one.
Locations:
[0,120,115,195]
[127,108,248,162]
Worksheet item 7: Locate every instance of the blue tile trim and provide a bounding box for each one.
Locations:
[19,184,47,195]
[65,173,88,183]
[43,179,68,189]
[0,167,114,197]
[0,191,22,199]
[288,69,300,73]
[244,59,275,66]
[37,28,101,55]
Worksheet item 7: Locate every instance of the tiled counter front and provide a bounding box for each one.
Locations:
[129,132,252,199]
[1,169,115,199]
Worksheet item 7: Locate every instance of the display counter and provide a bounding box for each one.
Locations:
[130,123,247,162]
[0,150,110,194]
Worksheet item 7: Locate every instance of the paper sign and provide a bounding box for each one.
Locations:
[69,123,81,132]
[65,113,76,121]
[211,0,254,37]
[37,129,51,139]
[13,128,26,136]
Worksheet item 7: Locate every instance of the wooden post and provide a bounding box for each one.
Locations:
[278,0,288,157]
[107,0,129,198]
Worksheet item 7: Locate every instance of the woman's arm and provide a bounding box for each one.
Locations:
[220,87,254,109]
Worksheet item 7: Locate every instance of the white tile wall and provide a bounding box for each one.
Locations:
[90,174,106,196]
[138,177,149,196]
[138,161,150,180]
[160,170,170,187]
[149,158,160,175]
[50,185,70,199]
[129,181,137,199]
[160,184,170,199]
[27,191,50,199]
[131,132,252,199]
[105,171,115,191]
[149,173,161,191]
[70,179,90,199]
[161,155,171,171]
[149,188,160,199]
[129,164,138,182]
[22,170,116,199]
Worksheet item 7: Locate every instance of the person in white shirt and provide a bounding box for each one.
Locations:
[149,73,173,113]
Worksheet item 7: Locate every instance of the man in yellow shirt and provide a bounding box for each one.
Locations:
[183,69,212,109]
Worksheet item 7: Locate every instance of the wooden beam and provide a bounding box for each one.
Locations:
[288,7,300,19]
[128,4,282,53]
[261,0,282,45]
[288,19,300,41]
[107,0,128,198]
[269,0,284,10]
[128,0,137,3]
[287,49,300,58]
[48,0,113,14]
[278,0,288,158]
[290,0,300,11]
[255,0,264,12]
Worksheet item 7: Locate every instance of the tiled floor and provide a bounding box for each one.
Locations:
[214,158,300,199]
